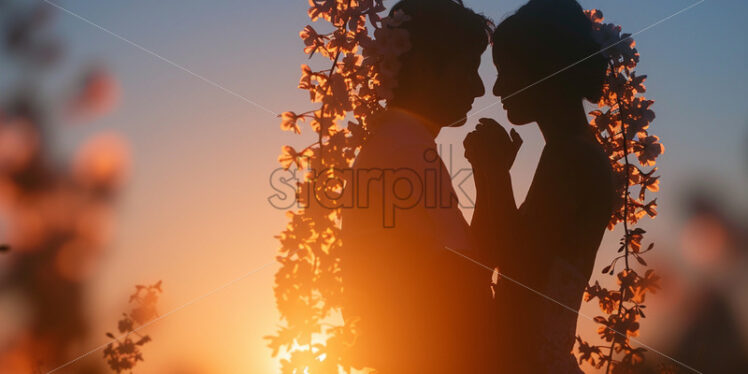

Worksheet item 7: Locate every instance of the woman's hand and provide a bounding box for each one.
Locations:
[464,118,523,171]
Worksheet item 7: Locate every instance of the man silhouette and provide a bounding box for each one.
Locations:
[340,1,495,372]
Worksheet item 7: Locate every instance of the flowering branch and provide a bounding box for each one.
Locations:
[268,1,393,372]
[103,281,162,374]
[577,10,664,373]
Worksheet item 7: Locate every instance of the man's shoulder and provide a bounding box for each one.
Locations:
[355,130,435,170]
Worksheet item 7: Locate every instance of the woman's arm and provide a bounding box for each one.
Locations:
[471,167,520,267]
[464,118,523,267]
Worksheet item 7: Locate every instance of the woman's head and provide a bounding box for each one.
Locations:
[387,0,492,128]
[492,0,606,125]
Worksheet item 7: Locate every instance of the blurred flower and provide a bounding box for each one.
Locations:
[0,117,39,173]
[68,66,120,120]
[74,202,114,247]
[72,132,130,193]
[3,200,44,251]
[681,215,730,271]
[0,336,37,373]
[54,239,99,281]
[1,2,127,371]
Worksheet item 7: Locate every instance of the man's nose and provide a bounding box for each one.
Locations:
[493,79,502,97]
[475,79,486,98]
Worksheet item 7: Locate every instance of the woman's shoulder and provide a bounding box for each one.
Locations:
[542,136,614,195]
[544,134,603,158]
[546,136,610,171]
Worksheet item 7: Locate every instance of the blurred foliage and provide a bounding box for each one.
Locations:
[0,0,126,372]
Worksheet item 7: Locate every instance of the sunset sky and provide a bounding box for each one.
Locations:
[29,0,748,372]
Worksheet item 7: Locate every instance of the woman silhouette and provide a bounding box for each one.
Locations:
[464,0,614,372]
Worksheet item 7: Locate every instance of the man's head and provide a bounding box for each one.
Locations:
[387,0,492,129]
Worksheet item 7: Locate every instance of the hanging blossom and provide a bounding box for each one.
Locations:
[267,1,410,373]
[576,9,664,374]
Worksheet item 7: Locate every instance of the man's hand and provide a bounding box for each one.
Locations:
[463,118,523,171]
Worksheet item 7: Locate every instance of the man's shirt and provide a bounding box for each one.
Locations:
[340,108,490,371]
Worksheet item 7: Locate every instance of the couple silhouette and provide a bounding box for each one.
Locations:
[340,0,614,372]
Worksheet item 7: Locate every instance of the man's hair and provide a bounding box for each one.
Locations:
[390,0,493,71]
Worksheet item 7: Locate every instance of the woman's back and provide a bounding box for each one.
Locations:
[495,134,614,373]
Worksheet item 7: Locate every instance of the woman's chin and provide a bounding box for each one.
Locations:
[506,111,533,126]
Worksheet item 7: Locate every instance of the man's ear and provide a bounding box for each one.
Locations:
[406,51,442,82]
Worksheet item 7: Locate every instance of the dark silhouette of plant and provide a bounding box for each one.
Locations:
[103,281,162,374]
[267,0,392,372]
[576,10,663,374]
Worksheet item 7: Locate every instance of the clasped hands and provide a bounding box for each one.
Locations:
[464,118,523,171]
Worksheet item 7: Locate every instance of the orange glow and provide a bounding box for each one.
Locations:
[55,239,100,281]
[73,132,130,190]
[0,118,38,173]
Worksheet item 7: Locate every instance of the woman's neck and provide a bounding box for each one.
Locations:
[535,101,591,144]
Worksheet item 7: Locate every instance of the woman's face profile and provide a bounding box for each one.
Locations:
[491,46,539,126]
